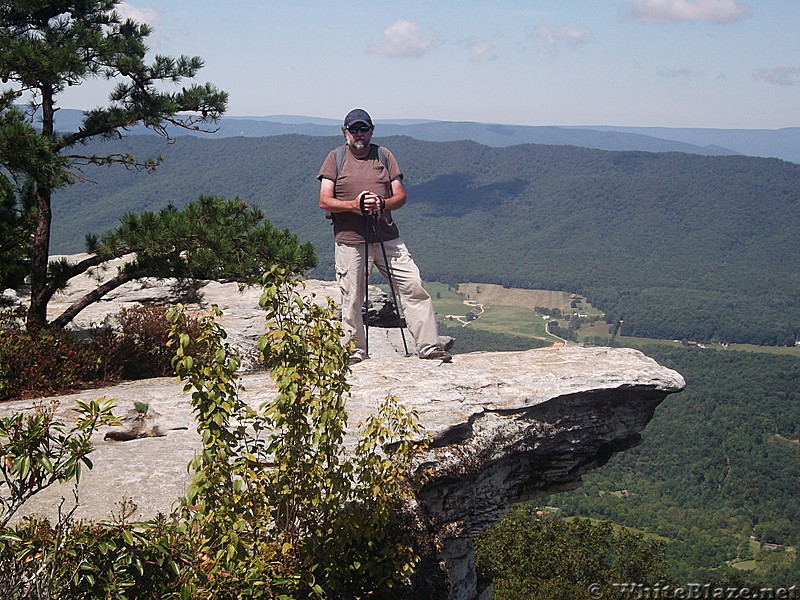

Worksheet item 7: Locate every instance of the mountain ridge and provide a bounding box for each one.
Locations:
[44,107,800,162]
[49,133,800,346]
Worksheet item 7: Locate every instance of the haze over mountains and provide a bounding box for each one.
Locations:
[49,108,800,163]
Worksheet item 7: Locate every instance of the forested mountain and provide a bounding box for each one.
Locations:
[49,107,800,162]
[547,344,800,584]
[51,134,800,345]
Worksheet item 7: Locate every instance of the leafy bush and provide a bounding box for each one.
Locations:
[0,397,119,527]
[102,304,201,380]
[0,511,186,600]
[0,304,201,401]
[0,327,107,401]
[168,266,429,598]
[0,269,428,599]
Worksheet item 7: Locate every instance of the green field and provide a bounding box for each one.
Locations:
[425,282,563,344]
[464,305,551,339]
[424,282,472,316]
[424,281,800,357]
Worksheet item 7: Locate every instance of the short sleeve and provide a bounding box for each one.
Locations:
[317,150,338,181]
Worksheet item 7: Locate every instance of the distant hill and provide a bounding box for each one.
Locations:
[582,125,800,164]
[51,134,800,346]
[48,108,800,161]
[52,107,800,159]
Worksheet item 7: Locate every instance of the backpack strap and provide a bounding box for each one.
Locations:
[327,145,390,221]
[335,145,347,175]
[377,146,389,171]
[334,144,389,176]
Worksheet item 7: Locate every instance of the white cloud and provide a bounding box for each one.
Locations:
[534,24,592,48]
[469,41,497,63]
[115,2,159,26]
[626,0,750,23]
[754,67,800,87]
[368,21,439,58]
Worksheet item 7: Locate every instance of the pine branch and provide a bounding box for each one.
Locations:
[50,269,137,329]
[39,248,136,316]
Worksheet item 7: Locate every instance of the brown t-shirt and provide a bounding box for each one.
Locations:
[317,144,402,244]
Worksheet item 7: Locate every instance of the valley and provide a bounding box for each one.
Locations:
[15,128,799,587]
[427,281,800,358]
[423,283,800,584]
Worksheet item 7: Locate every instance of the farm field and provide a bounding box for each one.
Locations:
[426,282,800,357]
[425,282,594,344]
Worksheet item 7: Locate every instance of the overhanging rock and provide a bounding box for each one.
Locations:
[345,345,685,599]
[3,345,684,600]
[4,268,685,599]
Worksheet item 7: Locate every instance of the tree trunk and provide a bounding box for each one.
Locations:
[27,184,52,329]
[27,86,56,330]
[50,270,137,330]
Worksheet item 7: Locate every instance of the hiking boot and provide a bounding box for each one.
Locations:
[420,348,453,362]
[348,352,368,365]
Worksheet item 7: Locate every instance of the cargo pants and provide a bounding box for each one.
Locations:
[335,238,440,360]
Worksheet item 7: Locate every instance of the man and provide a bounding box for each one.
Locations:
[317,108,452,363]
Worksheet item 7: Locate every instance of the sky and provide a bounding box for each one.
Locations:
[57,0,800,129]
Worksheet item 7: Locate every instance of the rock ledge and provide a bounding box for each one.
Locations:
[2,268,685,599]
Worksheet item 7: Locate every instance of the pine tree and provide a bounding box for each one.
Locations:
[47,196,317,329]
[0,0,228,327]
[0,94,60,292]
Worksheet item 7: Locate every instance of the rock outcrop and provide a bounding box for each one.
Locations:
[1,259,685,599]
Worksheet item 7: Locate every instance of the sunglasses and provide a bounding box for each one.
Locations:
[346,125,372,134]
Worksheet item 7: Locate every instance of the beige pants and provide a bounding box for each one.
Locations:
[335,238,440,358]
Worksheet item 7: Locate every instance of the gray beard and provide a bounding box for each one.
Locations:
[349,140,367,151]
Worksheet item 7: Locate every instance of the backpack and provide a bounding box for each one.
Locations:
[326,145,389,220]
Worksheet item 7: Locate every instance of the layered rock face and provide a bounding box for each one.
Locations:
[404,348,682,599]
[2,264,685,599]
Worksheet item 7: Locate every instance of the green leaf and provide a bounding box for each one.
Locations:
[14,455,31,479]
[121,528,135,545]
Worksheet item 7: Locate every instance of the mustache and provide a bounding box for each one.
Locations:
[348,139,367,149]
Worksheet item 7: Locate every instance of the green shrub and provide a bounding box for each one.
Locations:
[0,514,183,600]
[0,397,119,527]
[0,270,427,598]
[167,266,429,598]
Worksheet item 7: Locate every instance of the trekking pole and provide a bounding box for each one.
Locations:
[371,212,411,357]
[363,210,371,358]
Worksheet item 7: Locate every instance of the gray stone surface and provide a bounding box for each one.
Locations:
[3,260,686,599]
[0,345,683,518]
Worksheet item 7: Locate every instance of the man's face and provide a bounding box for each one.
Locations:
[344,122,373,151]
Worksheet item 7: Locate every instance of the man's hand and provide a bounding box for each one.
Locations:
[357,191,384,215]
